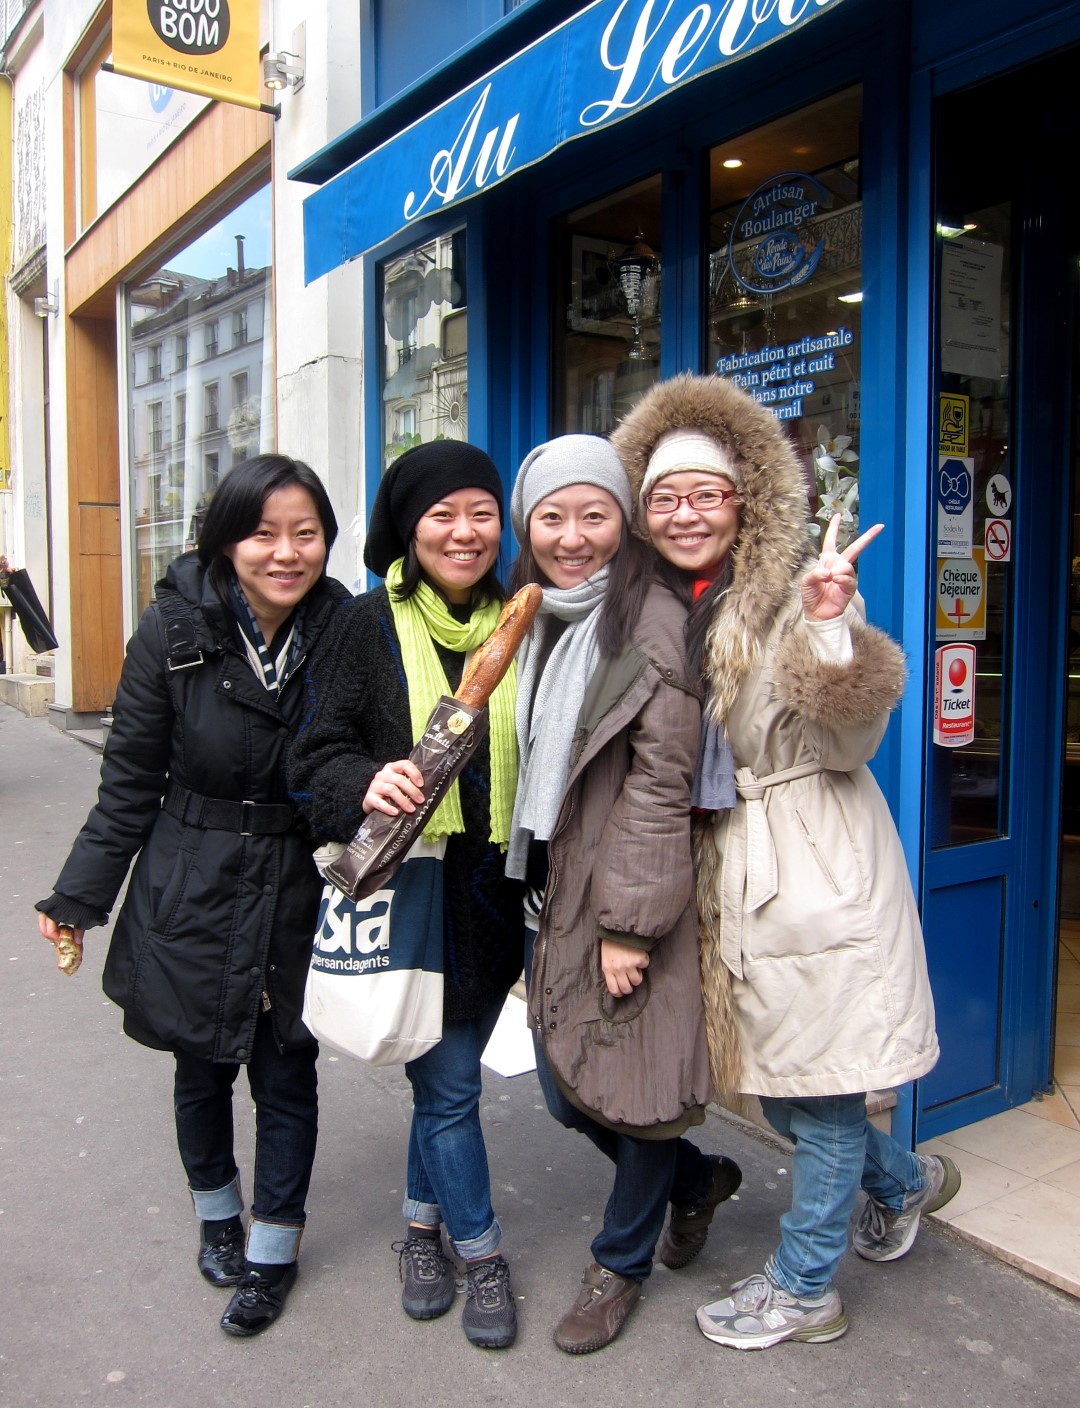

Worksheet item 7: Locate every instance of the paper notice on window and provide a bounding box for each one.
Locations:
[941,237,1003,380]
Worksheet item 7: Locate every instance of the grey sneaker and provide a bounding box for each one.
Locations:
[853,1153,961,1263]
[696,1271,848,1350]
[393,1233,457,1319]
[462,1255,517,1349]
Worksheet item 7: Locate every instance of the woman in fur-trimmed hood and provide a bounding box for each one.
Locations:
[611,374,954,1351]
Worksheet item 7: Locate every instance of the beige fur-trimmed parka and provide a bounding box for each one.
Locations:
[612,375,940,1101]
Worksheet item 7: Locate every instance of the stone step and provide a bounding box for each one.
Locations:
[0,673,55,717]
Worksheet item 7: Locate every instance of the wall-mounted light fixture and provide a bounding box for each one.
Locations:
[263,51,304,89]
[263,24,305,92]
[33,282,58,318]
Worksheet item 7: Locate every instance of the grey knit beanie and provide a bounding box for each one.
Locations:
[510,435,633,544]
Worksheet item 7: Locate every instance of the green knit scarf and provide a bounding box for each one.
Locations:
[386,559,517,845]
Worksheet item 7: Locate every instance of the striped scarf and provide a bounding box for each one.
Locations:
[229,580,307,694]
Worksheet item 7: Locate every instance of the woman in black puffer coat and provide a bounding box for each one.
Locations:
[37,455,350,1339]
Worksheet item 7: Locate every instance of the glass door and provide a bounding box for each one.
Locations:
[918,53,1079,1136]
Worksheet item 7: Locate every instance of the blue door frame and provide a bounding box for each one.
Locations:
[914,34,1079,1140]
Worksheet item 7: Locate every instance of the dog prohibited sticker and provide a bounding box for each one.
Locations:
[985,475,1012,516]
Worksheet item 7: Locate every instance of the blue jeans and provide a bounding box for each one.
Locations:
[759,1094,924,1297]
[173,1009,318,1264]
[533,1038,714,1282]
[403,997,505,1260]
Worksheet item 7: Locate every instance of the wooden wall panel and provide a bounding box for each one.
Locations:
[66,317,123,714]
[66,101,271,317]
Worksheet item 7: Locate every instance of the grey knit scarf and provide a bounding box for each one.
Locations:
[505,568,610,880]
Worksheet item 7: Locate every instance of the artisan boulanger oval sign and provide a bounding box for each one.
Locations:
[728,172,832,295]
[147,0,231,56]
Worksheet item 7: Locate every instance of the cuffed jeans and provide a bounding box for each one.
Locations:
[403,997,505,1260]
[759,1093,924,1297]
[173,1008,318,1265]
[532,1036,714,1283]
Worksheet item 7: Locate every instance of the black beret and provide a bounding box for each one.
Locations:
[363,441,504,577]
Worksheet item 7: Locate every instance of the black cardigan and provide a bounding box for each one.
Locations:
[288,586,524,1022]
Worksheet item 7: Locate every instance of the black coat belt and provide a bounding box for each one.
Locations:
[163,782,296,835]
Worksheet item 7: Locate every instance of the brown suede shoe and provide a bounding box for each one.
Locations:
[658,1154,743,1269]
[553,1263,642,1354]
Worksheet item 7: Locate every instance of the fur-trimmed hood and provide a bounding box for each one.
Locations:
[611,374,814,723]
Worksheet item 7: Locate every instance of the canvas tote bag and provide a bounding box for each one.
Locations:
[302,837,445,1065]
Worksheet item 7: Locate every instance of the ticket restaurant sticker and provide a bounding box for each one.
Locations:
[934,643,976,748]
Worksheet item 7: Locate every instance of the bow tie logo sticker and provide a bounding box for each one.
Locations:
[940,467,971,506]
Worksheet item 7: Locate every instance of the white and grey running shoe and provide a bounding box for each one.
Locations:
[853,1153,962,1262]
[696,1271,848,1350]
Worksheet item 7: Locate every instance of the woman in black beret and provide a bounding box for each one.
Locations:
[288,441,524,1350]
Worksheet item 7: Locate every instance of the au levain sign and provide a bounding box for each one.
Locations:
[302,0,844,283]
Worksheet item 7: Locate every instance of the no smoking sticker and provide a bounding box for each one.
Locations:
[984,518,1012,562]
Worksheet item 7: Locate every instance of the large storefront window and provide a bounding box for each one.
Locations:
[76,33,209,231]
[126,188,273,612]
[379,231,468,466]
[707,88,863,545]
[555,176,662,433]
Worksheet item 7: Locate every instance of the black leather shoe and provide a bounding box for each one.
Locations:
[198,1226,246,1287]
[220,1264,298,1337]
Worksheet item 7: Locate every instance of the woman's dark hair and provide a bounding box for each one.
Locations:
[509,522,666,656]
[198,454,338,597]
[392,533,506,607]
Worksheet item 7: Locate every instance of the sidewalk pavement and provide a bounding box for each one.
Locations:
[2,703,1079,1408]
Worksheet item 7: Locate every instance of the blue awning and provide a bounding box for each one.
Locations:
[302,0,844,283]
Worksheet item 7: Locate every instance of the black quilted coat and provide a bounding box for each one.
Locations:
[44,553,350,1062]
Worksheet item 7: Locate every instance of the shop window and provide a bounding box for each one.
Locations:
[125,189,273,613]
[75,31,209,232]
[706,88,863,546]
[379,231,468,465]
[554,176,663,434]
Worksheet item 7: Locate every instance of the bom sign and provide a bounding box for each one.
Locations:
[112,0,261,110]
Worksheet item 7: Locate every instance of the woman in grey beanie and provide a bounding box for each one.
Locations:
[507,434,742,1355]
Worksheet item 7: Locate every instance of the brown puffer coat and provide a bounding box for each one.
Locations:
[527,582,713,1137]
[613,375,940,1103]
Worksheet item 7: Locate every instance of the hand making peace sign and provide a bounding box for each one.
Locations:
[800,513,884,622]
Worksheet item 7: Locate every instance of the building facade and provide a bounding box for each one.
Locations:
[4,0,1078,1152]
[295,0,1080,1147]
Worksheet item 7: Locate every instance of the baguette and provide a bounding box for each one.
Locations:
[455,583,542,709]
